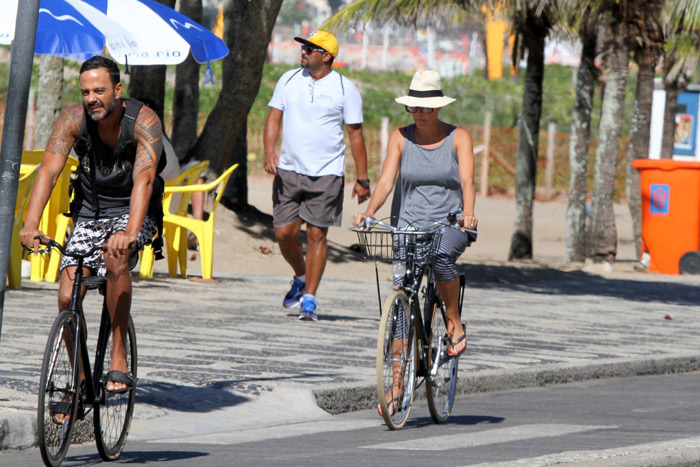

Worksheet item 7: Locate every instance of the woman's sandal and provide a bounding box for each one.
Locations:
[106,370,136,394]
[447,324,467,358]
[377,396,402,417]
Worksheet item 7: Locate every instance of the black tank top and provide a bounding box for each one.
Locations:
[72,98,163,222]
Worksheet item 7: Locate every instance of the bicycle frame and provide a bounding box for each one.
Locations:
[65,258,111,414]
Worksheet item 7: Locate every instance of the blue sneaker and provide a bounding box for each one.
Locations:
[283,276,305,308]
[298,295,318,322]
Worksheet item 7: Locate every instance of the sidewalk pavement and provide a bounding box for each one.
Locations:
[1,265,700,454]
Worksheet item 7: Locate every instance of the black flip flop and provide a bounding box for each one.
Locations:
[106,370,136,394]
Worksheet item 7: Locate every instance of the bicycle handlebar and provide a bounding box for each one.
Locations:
[354,212,478,239]
[24,235,105,259]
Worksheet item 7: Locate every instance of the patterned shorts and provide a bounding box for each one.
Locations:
[60,214,158,277]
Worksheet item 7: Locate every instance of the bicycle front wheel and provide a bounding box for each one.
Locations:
[376,290,416,430]
[426,297,459,423]
[38,311,81,467]
[94,315,137,461]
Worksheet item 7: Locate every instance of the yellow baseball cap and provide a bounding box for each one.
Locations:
[294,30,339,58]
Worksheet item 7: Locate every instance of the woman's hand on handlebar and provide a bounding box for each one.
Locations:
[459,214,478,231]
[352,212,369,227]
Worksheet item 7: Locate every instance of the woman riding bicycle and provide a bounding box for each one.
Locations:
[352,69,478,363]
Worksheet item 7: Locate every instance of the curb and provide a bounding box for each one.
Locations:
[313,354,700,414]
[3,355,700,451]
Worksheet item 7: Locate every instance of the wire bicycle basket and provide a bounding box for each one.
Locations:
[354,227,443,266]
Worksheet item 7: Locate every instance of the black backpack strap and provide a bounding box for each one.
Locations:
[80,115,101,220]
[123,99,166,260]
[284,68,303,87]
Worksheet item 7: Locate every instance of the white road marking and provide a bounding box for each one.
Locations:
[155,418,383,445]
[362,424,615,451]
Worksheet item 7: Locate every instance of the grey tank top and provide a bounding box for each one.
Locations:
[390,124,462,228]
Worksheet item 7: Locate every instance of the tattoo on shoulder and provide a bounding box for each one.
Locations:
[134,109,162,147]
[133,108,162,178]
[45,104,82,160]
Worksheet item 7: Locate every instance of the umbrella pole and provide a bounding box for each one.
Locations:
[0,0,41,343]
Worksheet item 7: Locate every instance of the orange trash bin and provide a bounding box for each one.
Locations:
[632,159,700,275]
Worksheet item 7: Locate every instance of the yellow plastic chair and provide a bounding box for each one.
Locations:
[161,163,238,280]
[7,166,39,289]
[43,155,80,282]
[19,150,79,282]
[139,160,210,278]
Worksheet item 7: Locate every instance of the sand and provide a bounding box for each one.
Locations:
[147,175,642,283]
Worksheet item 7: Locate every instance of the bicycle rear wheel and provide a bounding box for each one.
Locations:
[426,297,459,423]
[38,311,81,467]
[376,290,416,430]
[94,315,137,461]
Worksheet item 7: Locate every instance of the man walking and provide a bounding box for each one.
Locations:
[264,31,370,321]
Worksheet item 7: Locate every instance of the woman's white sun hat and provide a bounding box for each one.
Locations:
[395,70,456,108]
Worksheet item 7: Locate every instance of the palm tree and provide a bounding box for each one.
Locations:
[625,0,664,261]
[588,1,631,264]
[564,3,600,264]
[508,1,555,260]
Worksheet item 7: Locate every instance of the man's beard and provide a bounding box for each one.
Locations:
[84,98,116,122]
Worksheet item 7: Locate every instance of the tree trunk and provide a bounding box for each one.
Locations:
[34,56,63,149]
[661,77,680,159]
[589,22,630,263]
[187,0,284,178]
[172,0,202,161]
[508,20,546,261]
[222,121,248,205]
[564,18,597,264]
[626,46,658,261]
[126,0,175,123]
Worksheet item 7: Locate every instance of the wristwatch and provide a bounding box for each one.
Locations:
[357,178,370,188]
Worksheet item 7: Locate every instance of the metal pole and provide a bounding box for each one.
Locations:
[0,0,41,343]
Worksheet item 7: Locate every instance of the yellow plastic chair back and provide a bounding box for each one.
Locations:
[139,160,210,278]
[156,164,238,280]
[7,166,39,289]
[165,160,210,216]
[43,155,79,282]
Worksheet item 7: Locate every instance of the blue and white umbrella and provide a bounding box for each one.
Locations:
[0,0,228,76]
[0,0,139,60]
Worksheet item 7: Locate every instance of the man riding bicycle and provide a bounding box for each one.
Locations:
[20,56,163,394]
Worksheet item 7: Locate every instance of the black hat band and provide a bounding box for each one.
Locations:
[408,89,444,98]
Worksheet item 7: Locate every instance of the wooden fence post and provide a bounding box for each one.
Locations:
[380,117,389,165]
[480,111,492,197]
[546,121,556,200]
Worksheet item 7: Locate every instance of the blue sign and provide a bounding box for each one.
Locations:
[650,184,670,214]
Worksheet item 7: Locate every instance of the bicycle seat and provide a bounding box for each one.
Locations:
[81,276,107,290]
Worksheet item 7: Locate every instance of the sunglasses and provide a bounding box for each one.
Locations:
[405,105,435,114]
[301,45,326,54]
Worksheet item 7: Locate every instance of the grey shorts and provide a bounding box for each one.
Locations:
[272,168,344,228]
[60,214,158,277]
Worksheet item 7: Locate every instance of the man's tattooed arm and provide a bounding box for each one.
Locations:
[19,105,82,242]
[45,104,82,160]
[133,107,162,178]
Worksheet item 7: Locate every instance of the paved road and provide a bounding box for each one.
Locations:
[1,266,700,460]
[4,373,700,466]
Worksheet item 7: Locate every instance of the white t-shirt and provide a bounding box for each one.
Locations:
[268,68,363,177]
[160,136,181,182]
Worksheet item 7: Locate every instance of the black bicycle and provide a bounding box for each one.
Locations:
[353,215,475,429]
[28,237,137,466]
